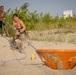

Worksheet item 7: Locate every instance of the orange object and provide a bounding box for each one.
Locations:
[36,49,76,70]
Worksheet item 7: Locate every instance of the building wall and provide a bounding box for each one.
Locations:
[63,10,73,18]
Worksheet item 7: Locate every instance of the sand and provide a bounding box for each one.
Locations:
[0,36,76,75]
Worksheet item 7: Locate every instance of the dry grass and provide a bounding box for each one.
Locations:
[28,29,76,44]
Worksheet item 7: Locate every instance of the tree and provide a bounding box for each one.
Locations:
[20,3,29,11]
[43,13,52,25]
[52,15,59,28]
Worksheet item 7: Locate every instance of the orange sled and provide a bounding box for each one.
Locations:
[36,49,76,70]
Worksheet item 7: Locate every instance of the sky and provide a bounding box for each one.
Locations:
[0,0,76,17]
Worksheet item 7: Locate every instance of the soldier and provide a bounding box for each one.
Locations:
[0,6,10,37]
[11,14,26,53]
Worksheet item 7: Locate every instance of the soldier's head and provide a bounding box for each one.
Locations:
[0,6,4,11]
[13,14,19,22]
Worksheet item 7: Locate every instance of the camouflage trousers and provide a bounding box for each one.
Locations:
[10,31,26,51]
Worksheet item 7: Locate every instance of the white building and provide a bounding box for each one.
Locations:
[63,10,73,18]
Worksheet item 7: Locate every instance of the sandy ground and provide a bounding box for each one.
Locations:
[0,36,76,75]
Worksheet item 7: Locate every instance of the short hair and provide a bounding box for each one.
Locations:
[0,6,4,7]
[13,14,18,17]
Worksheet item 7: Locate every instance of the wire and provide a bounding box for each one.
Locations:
[6,20,37,51]
[0,20,38,67]
[0,50,27,67]
[21,34,37,50]
[0,23,27,67]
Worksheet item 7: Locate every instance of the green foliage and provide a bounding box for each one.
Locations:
[0,28,3,35]
[43,13,52,25]
[0,2,76,36]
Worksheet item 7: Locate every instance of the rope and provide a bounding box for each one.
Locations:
[21,34,37,50]
[0,20,38,67]
[0,44,27,67]
[6,20,37,51]
[5,19,13,28]
[0,22,27,67]
[0,20,45,68]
